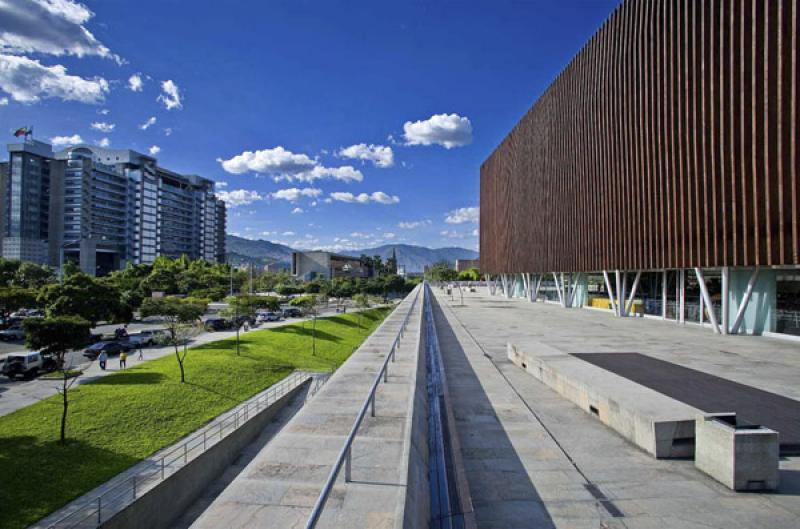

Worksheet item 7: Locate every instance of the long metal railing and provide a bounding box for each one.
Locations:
[46,371,319,529]
[304,286,421,529]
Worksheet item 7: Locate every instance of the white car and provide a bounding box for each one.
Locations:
[0,327,25,341]
[1,352,57,379]
[128,329,167,347]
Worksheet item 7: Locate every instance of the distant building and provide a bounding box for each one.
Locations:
[455,258,480,273]
[292,251,373,280]
[1,139,226,275]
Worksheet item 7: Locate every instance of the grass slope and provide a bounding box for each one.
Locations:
[0,307,392,529]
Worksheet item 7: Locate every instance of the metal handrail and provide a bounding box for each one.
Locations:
[304,286,421,529]
[46,371,319,529]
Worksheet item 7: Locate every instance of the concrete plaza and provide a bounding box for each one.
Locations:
[430,287,800,528]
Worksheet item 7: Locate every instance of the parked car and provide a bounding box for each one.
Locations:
[83,341,129,359]
[128,329,167,347]
[1,352,57,379]
[0,327,26,341]
[203,317,230,332]
[282,307,303,318]
[257,311,282,322]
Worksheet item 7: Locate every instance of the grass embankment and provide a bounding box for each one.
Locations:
[0,307,392,529]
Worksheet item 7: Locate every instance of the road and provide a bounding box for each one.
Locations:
[0,303,374,418]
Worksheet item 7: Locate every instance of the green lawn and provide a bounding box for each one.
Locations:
[0,307,392,529]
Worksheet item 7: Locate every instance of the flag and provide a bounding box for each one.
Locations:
[13,127,28,137]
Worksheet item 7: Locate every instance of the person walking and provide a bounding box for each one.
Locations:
[98,350,108,371]
[119,350,128,370]
[137,346,144,361]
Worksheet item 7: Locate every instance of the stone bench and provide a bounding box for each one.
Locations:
[507,342,700,458]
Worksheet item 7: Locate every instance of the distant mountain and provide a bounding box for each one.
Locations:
[342,244,478,273]
[225,235,478,273]
[225,235,293,268]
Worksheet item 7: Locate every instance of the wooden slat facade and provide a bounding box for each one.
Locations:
[480,0,799,274]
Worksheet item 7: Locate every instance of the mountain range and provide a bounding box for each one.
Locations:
[225,235,478,272]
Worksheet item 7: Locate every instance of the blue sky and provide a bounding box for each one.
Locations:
[0,0,617,252]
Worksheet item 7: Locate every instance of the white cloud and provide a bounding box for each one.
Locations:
[163,127,173,136]
[157,79,182,110]
[440,230,465,239]
[403,113,472,149]
[282,231,295,236]
[384,232,396,239]
[0,0,116,60]
[90,121,114,133]
[337,143,394,168]
[139,116,156,130]
[215,181,228,188]
[0,53,108,103]
[398,219,431,229]
[445,206,479,224]
[216,189,263,207]
[97,108,109,115]
[128,73,143,92]
[96,137,110,147]
[148,145,160,156]
[472,228,479,237]
[218,145,362,183]
[350,232,372,239]
[0,97,8,105]
[271,187,322,202]
[49,134,83,146]
[291,207,304,214]
[329,191,399,205]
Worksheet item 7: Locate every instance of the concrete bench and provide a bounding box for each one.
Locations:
[695,413,780,491]
[507,342,700,458]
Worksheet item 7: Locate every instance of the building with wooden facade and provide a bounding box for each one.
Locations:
[480,0,799,337]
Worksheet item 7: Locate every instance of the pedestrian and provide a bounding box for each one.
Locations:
[137,346,144,361]
[98,350,107,371]
[243,320,250,332]
[119,350,128,369]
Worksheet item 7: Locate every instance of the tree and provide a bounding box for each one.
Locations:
[24,317,91,443]
[140,298,206,383]
[38,273,125,326]
[353,293,370,330]
[222,295,257,356]
[426,260,459,282]
[291,295,321,355]
[0,258,21,287]
[13,262,54,289]
[0,286,38,320]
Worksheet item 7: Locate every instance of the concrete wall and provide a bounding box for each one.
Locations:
[101,380,308,529]
[400,306,430,529]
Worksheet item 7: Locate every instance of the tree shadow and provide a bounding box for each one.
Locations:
[88,372,166,385]
[0,436,140,529]
[324,315,360,328]
[269,326,341,343]
[184,382,241,403]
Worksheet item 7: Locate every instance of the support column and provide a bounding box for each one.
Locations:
[679,269,685,324]
[603,270,618,316]
[721,267,730,334]
[694,268,720,334]
[662,270,668,320]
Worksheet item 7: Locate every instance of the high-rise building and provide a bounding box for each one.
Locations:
[1,139,226,275]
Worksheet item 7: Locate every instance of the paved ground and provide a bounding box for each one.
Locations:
[188,288,422,529]
[431,287,800,529]
[0,304,364,417]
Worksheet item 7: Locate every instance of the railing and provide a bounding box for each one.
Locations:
[304,286,421,529]
[46,371,320,529]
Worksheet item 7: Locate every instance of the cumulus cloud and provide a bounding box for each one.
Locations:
[329,191,400,205]
[139,116,156,130]
[128,73,143,92]
[398,219,431,229]
[49,134,83,146]
[215,181,228,189]
[292,207,304,214]
[271,187,322,202]
[163,127,173,136]
[90,121,114,133]
[157,79,182,110]
[445,206,479,224]
[216,189,264,207]
[0,97,7,105]
[0,0,117,60]
[337,143,394,168]
[0,53,108,103]
[282,231,295,236]
[218,145,362,183]
[440,230,465,239]
[403,113,472,149]
[96,137,110,147]
[148,145,160,156]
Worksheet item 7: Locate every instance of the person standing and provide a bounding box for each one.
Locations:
[119,350,128,370]
[98,350,108,371]
[137,346,144,361]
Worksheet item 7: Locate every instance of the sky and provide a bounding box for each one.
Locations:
[0,0,618,252]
